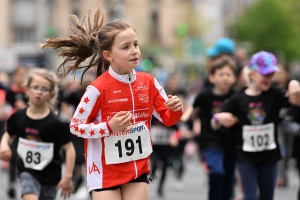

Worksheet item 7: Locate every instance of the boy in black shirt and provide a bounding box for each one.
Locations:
[192,56,237,200]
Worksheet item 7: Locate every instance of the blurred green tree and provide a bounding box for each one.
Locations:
[230,0,300,62]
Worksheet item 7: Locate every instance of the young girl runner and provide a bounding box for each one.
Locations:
[41,5,183,200]
[212,51,300,200]
[0,68,75,200]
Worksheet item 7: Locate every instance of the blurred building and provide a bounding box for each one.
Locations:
[0,0,256,73]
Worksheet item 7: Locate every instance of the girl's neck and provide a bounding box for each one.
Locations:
[26,104,50,120]
[111,66,132,75]
[212,87,230,96]
[245,84,262,96]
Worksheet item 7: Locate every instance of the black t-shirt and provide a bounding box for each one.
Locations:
[7,107,72,185]
[193,89,236,151]
[222,86,289,165]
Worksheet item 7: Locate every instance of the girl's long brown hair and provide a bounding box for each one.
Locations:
[41,5,133,85]
[40,5,106,84]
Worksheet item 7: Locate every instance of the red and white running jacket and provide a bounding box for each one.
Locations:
[70,67,182,192]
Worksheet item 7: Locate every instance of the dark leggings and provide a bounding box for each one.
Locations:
[9,138,18,184]
[237,162,277,200]
[151,146,170,191]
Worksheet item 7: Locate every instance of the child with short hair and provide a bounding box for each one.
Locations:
[192,56,237,200]
[0,68,75,200]
[212,51,300,200]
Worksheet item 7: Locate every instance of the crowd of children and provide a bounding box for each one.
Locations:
[0,4,300,200]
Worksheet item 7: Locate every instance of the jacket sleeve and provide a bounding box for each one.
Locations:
[152,78,182,127]
[282,105,300,135]
[70,85,110,138]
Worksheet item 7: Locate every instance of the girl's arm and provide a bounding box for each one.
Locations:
[70,85,111,138]
[211,112,238,130]
[56,141,75,199]
[180,105,193,122]
[152,78,182,126]
[0,132,13,162]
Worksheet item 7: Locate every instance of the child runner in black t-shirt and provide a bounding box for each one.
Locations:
[212,51,300,200]
[192,56,237,200]
[0,68,75,200]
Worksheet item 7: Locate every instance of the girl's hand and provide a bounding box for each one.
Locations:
[0,144,12,162]
[108,111,132,132]
[214,112,238,128]
[165,95,183,112]
[56,176,73,199]
[286,80,300,106]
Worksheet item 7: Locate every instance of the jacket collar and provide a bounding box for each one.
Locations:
[108,66,137,84]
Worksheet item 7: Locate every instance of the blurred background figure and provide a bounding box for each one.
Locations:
[58,75,95,194]
[150,73,183,198]
[169,90,194,191]
[5,66,28,199]
[273,63,293,188]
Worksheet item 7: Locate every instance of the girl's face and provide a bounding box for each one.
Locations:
[250,71,275,92]
[103,28,141,75]
[26,75,53,106]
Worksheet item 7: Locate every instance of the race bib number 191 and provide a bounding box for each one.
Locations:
[104,122,153,165]
[242,123,276,152]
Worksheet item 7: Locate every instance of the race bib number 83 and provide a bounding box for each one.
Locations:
[104,122,153,165]
[242,123,276,152]
[17,138,54,170]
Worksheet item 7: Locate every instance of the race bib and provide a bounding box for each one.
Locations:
[104,122,152,165]
[150,125,171,145]
[17,138,54,170]
[242,123,276,152]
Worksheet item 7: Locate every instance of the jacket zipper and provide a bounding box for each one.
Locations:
[128,74,138,178]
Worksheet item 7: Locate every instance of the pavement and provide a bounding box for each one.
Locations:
[0,145,299,200]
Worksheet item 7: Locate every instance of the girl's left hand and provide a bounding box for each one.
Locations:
[165,95,183,112]
[56,177,73,199]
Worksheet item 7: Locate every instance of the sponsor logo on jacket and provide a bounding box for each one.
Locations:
[108,98,128,103]
[138,94,149,103]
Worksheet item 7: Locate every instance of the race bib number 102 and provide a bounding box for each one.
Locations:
[242,123,276,152]
[104,122,153,165]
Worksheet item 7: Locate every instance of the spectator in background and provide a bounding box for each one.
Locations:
[0,72,10,171]
[169,90,194,191]
[59,75,94,193]
[273,63,293,187]
[150,73,183,197]
[5,66,28,199]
